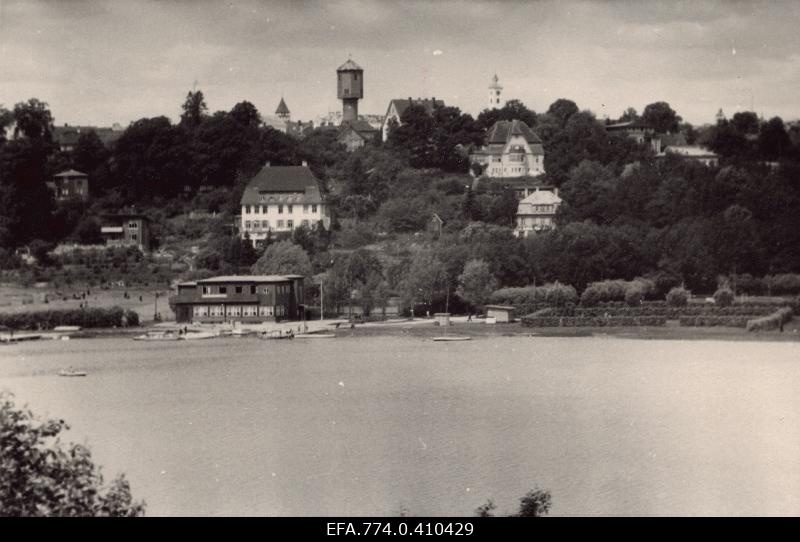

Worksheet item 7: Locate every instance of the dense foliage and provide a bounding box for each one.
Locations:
[0,306,139,330]
[0,392,145,516]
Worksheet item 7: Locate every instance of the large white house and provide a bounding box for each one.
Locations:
[515,188,562,237]
[240,163,330,246]
[469,119,545,178]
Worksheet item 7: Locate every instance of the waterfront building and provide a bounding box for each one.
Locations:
[488,74,503,109]
[380,97,445,142]
[100,213,150,251]
[47,169,89,202]
[470,119,545,178]
[169,274,305,324]
[514,187,561,237]
[240,162,330,246]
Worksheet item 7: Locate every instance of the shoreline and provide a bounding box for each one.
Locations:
[32,318,800,343]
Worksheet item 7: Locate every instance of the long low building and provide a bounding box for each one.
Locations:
[169,275,305,324]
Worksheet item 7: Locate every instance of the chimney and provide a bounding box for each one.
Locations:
[264,161,271,168]
[301,160,308,167]
[554,188,559,198]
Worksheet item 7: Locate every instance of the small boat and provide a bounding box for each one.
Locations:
[180,331,217,340]
[260,330,294,340]
[54,326,81,332]
[228,328,255,337]
[58,369,87,377]
[0,333,43,343]
[133,331,180,341]
[432,336,471,341]
[294,333,336,339]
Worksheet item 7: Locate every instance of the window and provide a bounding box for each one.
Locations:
[259,206,264,214]
[243,305,258,317]
[287,220,293,229]
[210,305,224,317]
[219,287,227,294]
[193,306,209,317]
[312,204,317,213]
[259,306,274,316]
[235,286,243,294]
[278,205,283,214]
[262,220,269,229]
[251,285,256,294]
[202,286,210,295]
[130,233,138,241]
[288,205,293,213]
[228,305,242,317]
[245,221,251,230]
[277,220,284,228]
[303,204,309,212]
[128,222,138,229]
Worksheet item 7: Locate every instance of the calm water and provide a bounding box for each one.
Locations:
[2,334,800,516]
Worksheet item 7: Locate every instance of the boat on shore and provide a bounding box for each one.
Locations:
[260,330,294,340]
[0,333,43,343]
[54,325,82,332]
[58,368,87,377]
[133,331,180,341]
[180,331,217,340]
[432,336,471,341]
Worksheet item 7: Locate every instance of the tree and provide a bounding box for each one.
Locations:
[457,259,498,308]
[730,111,759,135]
[229,101,261,128]
[0,392,145,517]
[757,117,792,161]
[73,215,103,245]
[13,98,54,141]
[180,90,208,128]
[398,250,447,311]
[619,107,639,123]
[642,101,681,133]
[251,240,312,277]
[516,488,552,517]
[546,99,579,127]
[73,130,109,175]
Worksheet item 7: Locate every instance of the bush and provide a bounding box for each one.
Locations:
[624,285,645,307]
[490,282,577,314]
[713,288,735,307]
[580,278,655,307]
[0,306,130,330]
[666,287,689,307]
[746,307,794,332]
[0,392,145,516]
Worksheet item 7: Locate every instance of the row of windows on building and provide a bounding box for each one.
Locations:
[519,217,555,225]
[244,219,312,231]
[526,205,557,213]
[192,304,287,317]
[201,284,291,296]
[244,204,318,214]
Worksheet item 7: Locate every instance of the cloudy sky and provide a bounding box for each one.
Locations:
[2,0,799,127]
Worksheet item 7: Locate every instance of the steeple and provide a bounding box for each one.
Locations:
[488,73,503,109]
[275,97,290,120]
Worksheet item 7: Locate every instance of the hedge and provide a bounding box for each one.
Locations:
[678,316,750,328]
[547,305,780,318]
[489,282,578,315]
[579,278,656,307]
[521,315,667,328]
[0,307,140,331]
[746,307,794,332]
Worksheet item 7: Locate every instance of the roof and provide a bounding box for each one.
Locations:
[240,165,324,205]
[337,58,363,71]
[663,145,718,157]
[518,189,562,207]
[275,98,290,116]
[605,120,648,131]
[657,133,687,147]
[52,125,124,147]
[341,119,379,135]
[196,275,300,284]
[54,169,88,178]
[387,98,445,119]
[485,120,541,145]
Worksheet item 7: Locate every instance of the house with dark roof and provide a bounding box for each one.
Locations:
[52,124,124,152]
[47,169,89,202]
[469,120,545,178]
[338,118,380,151]
[381,97,445,142]
[169,274,305,324]
[239,162,330,246]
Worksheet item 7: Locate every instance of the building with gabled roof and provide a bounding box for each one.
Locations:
[514,187,561,237]
[470,119,545,178]
[47,169,89,202]
[381,97,445,141]
[239,162,330,246]
[339,118,380,151]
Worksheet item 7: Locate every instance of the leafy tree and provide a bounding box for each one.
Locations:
[72,130,109,175]
[13,98,54,141]
[476,99,537,130]
[546,99,579,127]
[619,107,639,123]
[557,160,617,225]
[757,117,792,161]
[251,240,312,277]
[730,111,759,135]
[229,101,261,128]
[180,90,208,128]
[516,488,552,517]
[642,101,681,133]
[457,259,498,308]
[398,250,447,311]
[73,215,103,245]
[0,392,145,517]
[388,104,436,168]
[486,189,519,227]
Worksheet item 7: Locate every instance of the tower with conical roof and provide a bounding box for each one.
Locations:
[275,98,291,121]
[488,74,503,109]
[337,57,363,124]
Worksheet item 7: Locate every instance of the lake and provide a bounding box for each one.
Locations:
[2,334,800,516]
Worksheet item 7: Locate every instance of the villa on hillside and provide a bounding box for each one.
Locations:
[240,162,330,246]
[47,169,89,202]
[514,187,562,237]
[100,213,150,251]
[469,120,545,178]
[380,97,445,142]
[169,274,305,324]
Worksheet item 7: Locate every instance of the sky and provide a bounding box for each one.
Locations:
[2,0,799,128]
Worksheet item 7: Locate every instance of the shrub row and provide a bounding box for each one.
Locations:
[719,274,800,296]
[579,278,656,307]
[520,315,667,328]
[746,307,794,332]
[549,305,779,318]
[0,307,140,331]
[678,316,750,328]
[489,282,578,315]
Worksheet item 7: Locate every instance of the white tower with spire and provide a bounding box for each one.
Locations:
[488,74,503,109]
